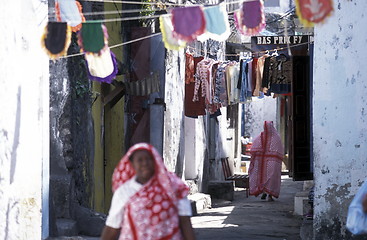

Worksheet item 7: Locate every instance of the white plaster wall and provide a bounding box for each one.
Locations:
[0,0,49,239]
[313,0,367,238]
[163,50,186,172]
[244,96,278,140]
[265,0,293,13]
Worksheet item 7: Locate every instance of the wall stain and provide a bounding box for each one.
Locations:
[321,167,330,174]
[10,86,21,184]
[335,140,342,147]
[315,183,352,239]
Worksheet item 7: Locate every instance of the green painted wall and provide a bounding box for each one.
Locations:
[92,2,125,214]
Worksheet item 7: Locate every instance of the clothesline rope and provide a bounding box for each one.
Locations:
[60,32,162,59]
[78,0,243,7]
[51,0,242,23]
[49,8,165,17]
[78,0,264,5]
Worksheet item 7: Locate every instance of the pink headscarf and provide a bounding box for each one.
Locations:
[249,121,284,197]
[112,143,189,240]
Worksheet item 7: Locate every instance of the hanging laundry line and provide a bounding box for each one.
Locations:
[78,0,238,7]
[187,41,313,58]
[49,0,243,23]
[79,0,267,5]
[49,8,165,18]
[60,32,162,59]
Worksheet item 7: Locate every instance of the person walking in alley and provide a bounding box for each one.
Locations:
[248,121,284,201]
[101,143,196,240]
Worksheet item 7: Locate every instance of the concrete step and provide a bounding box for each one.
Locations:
[188,193,212,216]
[294,191,310,216]
[56,218,78,237]
[185,180,199,195]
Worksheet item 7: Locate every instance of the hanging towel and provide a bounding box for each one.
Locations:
[55,0,85,32]
[171,6,206,42]
[159,15,186,51]
[198,3,230,42]
[295,0,333,27]
[84,49,118,84]
[78,22,108,54]
[41,22,72,60]
[234,0,265,36]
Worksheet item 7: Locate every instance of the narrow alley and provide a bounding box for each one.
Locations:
[192,177,304,240]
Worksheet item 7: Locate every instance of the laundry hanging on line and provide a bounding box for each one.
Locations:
[184,49,293,118]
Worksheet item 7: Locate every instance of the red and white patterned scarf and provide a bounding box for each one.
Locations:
[249,121,284,198]
[112,143,189,240]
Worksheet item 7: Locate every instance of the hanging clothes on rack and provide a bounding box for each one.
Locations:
[251,57,258,96]
[269,54,292,94]
[225,61,240,104]
[262,55,277,95]
[238,58,253,102]
[213,61,229,107]
[254,53,268,97]
[185,53,205,117]
[193,58,217,105]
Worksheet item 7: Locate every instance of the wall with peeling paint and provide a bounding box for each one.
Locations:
[0,1,49,239]
[313,1,367,238]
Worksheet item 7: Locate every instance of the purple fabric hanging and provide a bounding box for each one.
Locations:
[234,0,265,36]
[171,6,206,42]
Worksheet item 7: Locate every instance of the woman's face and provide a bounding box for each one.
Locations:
[131,150,155,184]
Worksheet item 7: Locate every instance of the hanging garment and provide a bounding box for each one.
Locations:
[262,56,277,95]
[111,143,190,239]
[193,58,217,105]
[251,58,258,95]
[84,49,118,84]
[55,0,85,32]
[171,6,206,42]
[159,15,186,51]
[78,22,108,54]
[197,3,230,42]
[247,60,253,97]
[185,53,195,84]
[295,0,333,27]
[185,56,205,117]
[239,59,253,102]
[234,0,265,36]
[269,54,292,94]
[226,62,240,104]
[213,62,229,107]
[41,22,72,60]
[249,121,284,198]
[253,55,268,96]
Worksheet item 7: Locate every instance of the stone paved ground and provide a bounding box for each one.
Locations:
[191,176,304,240]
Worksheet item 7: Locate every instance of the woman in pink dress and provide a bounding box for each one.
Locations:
[101,143,195,240]
[249,121,284,201]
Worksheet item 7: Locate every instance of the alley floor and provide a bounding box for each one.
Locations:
[192,176,304,240]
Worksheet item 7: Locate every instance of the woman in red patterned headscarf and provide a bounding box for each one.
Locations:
[249,121,284,201]
[101,143,196,240]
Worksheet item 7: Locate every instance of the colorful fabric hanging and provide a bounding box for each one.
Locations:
[159,15,186,51]
[55,0,85,32]
[41,22,72,60]
[295,0,333,27]
[78,22,108,54]
[234,0,265,36]
[171,6,206,42]
[84,49,118,84]
[197,3,230,42]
